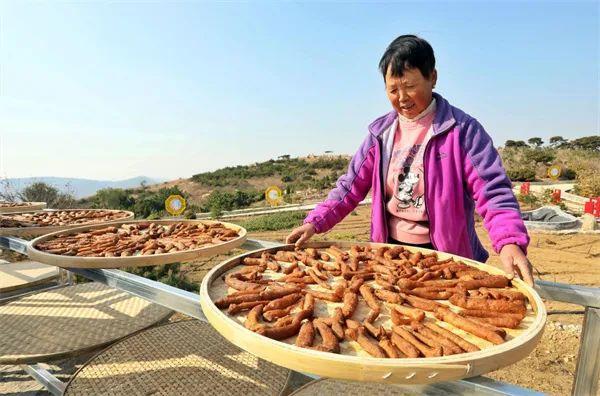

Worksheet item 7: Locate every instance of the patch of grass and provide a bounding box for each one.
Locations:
[326,231,356,241]
[127,263,199,292]
[73,262,199,292]
[238,211,307,232]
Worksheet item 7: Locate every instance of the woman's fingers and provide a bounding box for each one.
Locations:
[499,244,536,284]
[286,227,303,244]
[500,255,516,280]
[286,224,315,247]
[286,224,315,245]
[516,259,535,286]
[499,246,535,287]
[295,231,312,247]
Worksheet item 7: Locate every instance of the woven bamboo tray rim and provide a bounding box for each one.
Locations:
[26,219,247,269]
[200,241,546,384]
[0,208,135,237]
[64,320,292,396]
[0,260,59,293]
[0,201,47,214]
[0,282,173,364]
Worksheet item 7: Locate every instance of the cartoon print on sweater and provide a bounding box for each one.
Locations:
[395,166,424,209]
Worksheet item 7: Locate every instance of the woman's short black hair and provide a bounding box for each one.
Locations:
[379,35,435,81]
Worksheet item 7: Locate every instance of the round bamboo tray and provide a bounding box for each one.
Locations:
[64,320,292,396]
[27,219,247,269]
[0,282,172,364]
[0,209,135,237]
[0,260,59,293]
[0,201,46,214]
[200,241,546,385]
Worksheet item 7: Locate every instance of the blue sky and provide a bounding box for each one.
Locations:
[1,1,598,180]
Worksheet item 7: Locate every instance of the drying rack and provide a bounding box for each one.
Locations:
[1,235,598,395]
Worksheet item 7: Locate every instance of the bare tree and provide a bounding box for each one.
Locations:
[0,178,20,202]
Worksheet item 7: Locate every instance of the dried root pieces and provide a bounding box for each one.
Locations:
[214,244,531,358]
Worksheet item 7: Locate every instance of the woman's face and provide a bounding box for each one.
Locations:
[385,66,437,119]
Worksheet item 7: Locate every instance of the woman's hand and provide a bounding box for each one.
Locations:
[499,244,534,286]
[286,223,316,247]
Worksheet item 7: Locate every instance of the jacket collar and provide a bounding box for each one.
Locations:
[368,92,457,138]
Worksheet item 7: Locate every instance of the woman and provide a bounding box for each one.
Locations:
[286,35,534,285]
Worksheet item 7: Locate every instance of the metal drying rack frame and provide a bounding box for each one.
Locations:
[0,236,598,396]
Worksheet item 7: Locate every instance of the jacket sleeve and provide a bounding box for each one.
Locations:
[304,134,377,233]
[461,118,530,254]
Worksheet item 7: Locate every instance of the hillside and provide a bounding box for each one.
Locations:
[148,154,351,206]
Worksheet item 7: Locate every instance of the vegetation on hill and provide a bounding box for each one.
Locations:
[186,155,351,215]
[190,155,348,191]
[500,135,600,196]
[200,189,264,218]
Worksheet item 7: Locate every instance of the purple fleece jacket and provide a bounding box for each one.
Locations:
[304,92,529,263]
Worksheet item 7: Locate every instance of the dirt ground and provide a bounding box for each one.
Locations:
[2,205,599,395]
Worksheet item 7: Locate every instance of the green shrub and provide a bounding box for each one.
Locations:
[92,188,135,210]
[146,212,162,220]
[126,263,198,292]
[505,140,528,148]
[517,193,540,206]
[525,148,555,164]
[183,204,200,219]
[569,136,600,151]
[507,168,536,182]
[133,186,188,218]
[574,169,600,196]
[82,185,189,219]
[561,167,577,180]
[201,190,263,217]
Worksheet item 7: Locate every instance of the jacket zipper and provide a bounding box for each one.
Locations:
[422,137,436,250]
[377,136,388,242]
